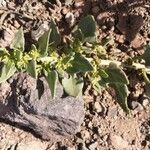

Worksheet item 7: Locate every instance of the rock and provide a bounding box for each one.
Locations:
[97,12,110,25]
[115,35,125,44]
[117,14,144,42]
[130,34,144,49]
[131,101,144,113]
[0,0,6,7]
[74,0,84,8]
[98,0,112,10]
[88,141,98,150]
[107,106,118,117]
[93,134,98,140]
[68,146,76,150]
[0,73,84,141]
[88,121,93,129]
[108,134,130,150]
[65,12,75,26]
[81,130,90,139]
[62,7,69,15]
[92,6,100,14]
[31,21,49,41]
[16,141,47,150]
[76,142,86,150]
[65,0,74,6]
[142,99,149,107]
[0,81,10,100]
[94,102,102,113]
[131,101,139,110]
[0,29,15,47]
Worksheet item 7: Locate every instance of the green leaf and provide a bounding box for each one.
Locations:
[62,76,83,97]
[110,84,130,113]
[38,29,51,56]
[10,28,25,51]
[0,48,8,56]
[49,20,61,47]
[98,69,108,78]
[61,54,74,65]
[72,29,84,42]
[0,62,16,83]
[26,60,37,78]
[73,15,96,42]
[44,70,58,99]
[141,45,150,66]
[67,53,93,73]
[100,63,129,85]
[98,63,130,113]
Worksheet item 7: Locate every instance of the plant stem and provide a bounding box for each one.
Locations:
[100,59,150,73]
[142,71,150,84]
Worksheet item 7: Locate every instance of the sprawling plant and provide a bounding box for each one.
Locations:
[0,15,149,113]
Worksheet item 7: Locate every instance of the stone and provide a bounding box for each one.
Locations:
[130,34,144,49]
[117,15,144,42]
[92,6,100,14]
[107,106,118,117]
[31,21,49,41]
[88,141,98,150]
[98,0,112,10]
[88,121,93,129]
[108,134,130,150]
[16,141,47,150]
[0,73,84,141]
[142,99,149,107]
[131,101,144,113]
[62,7,69,15]
[65,12,75,26]
[115,35,125,44]
[1,29,14,47]
[76,142,86,150]
[0,0,6,7]
[96,12,112,26]
[94,102,102,113]
[65,0,74,6]
[81,130,90,139]
[131,101,139,110]
[74,0,84,8]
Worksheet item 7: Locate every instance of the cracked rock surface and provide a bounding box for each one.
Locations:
[0,73,84,141]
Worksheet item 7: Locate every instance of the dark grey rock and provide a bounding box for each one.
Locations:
[0,73,84,140]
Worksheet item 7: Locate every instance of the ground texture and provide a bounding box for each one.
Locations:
[0,0,150,150]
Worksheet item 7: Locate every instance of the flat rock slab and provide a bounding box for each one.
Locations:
[0,73,84,141]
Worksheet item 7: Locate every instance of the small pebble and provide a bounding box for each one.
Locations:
[93,134,98,140]
[94,102,102,113]
[108,134,129,149]
[81,130,90,139]
[31,21,49,41]
[107,107,118,117]
[88,121,93,129]
[65,12,75,26]
[131,101,144,113]
[88,141,98,150]
[116,35,125,44]
[62,7,69,15]
[142,99,149,107]
[92,6,100,14]
[74,1,84,8]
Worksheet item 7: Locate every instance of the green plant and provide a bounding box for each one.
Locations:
[0,15,149,113]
